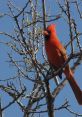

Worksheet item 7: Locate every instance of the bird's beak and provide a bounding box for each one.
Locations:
[42,30,49,36]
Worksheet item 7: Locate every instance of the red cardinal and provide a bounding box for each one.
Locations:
[43,24,82,105]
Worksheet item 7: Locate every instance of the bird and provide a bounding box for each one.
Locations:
[43,24,82,105]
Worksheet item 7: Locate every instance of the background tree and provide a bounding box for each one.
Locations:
[0,0,82,117]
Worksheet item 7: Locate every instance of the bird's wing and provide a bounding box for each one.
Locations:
[56,41,68,61]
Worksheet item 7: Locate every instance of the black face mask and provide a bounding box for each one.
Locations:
[44,30,50,41]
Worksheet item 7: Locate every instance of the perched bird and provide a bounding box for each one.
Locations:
[43,24,82,105]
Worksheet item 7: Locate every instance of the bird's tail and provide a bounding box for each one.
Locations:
[64,65,82,105]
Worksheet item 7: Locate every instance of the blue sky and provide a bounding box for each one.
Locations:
[0,0,82,117]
